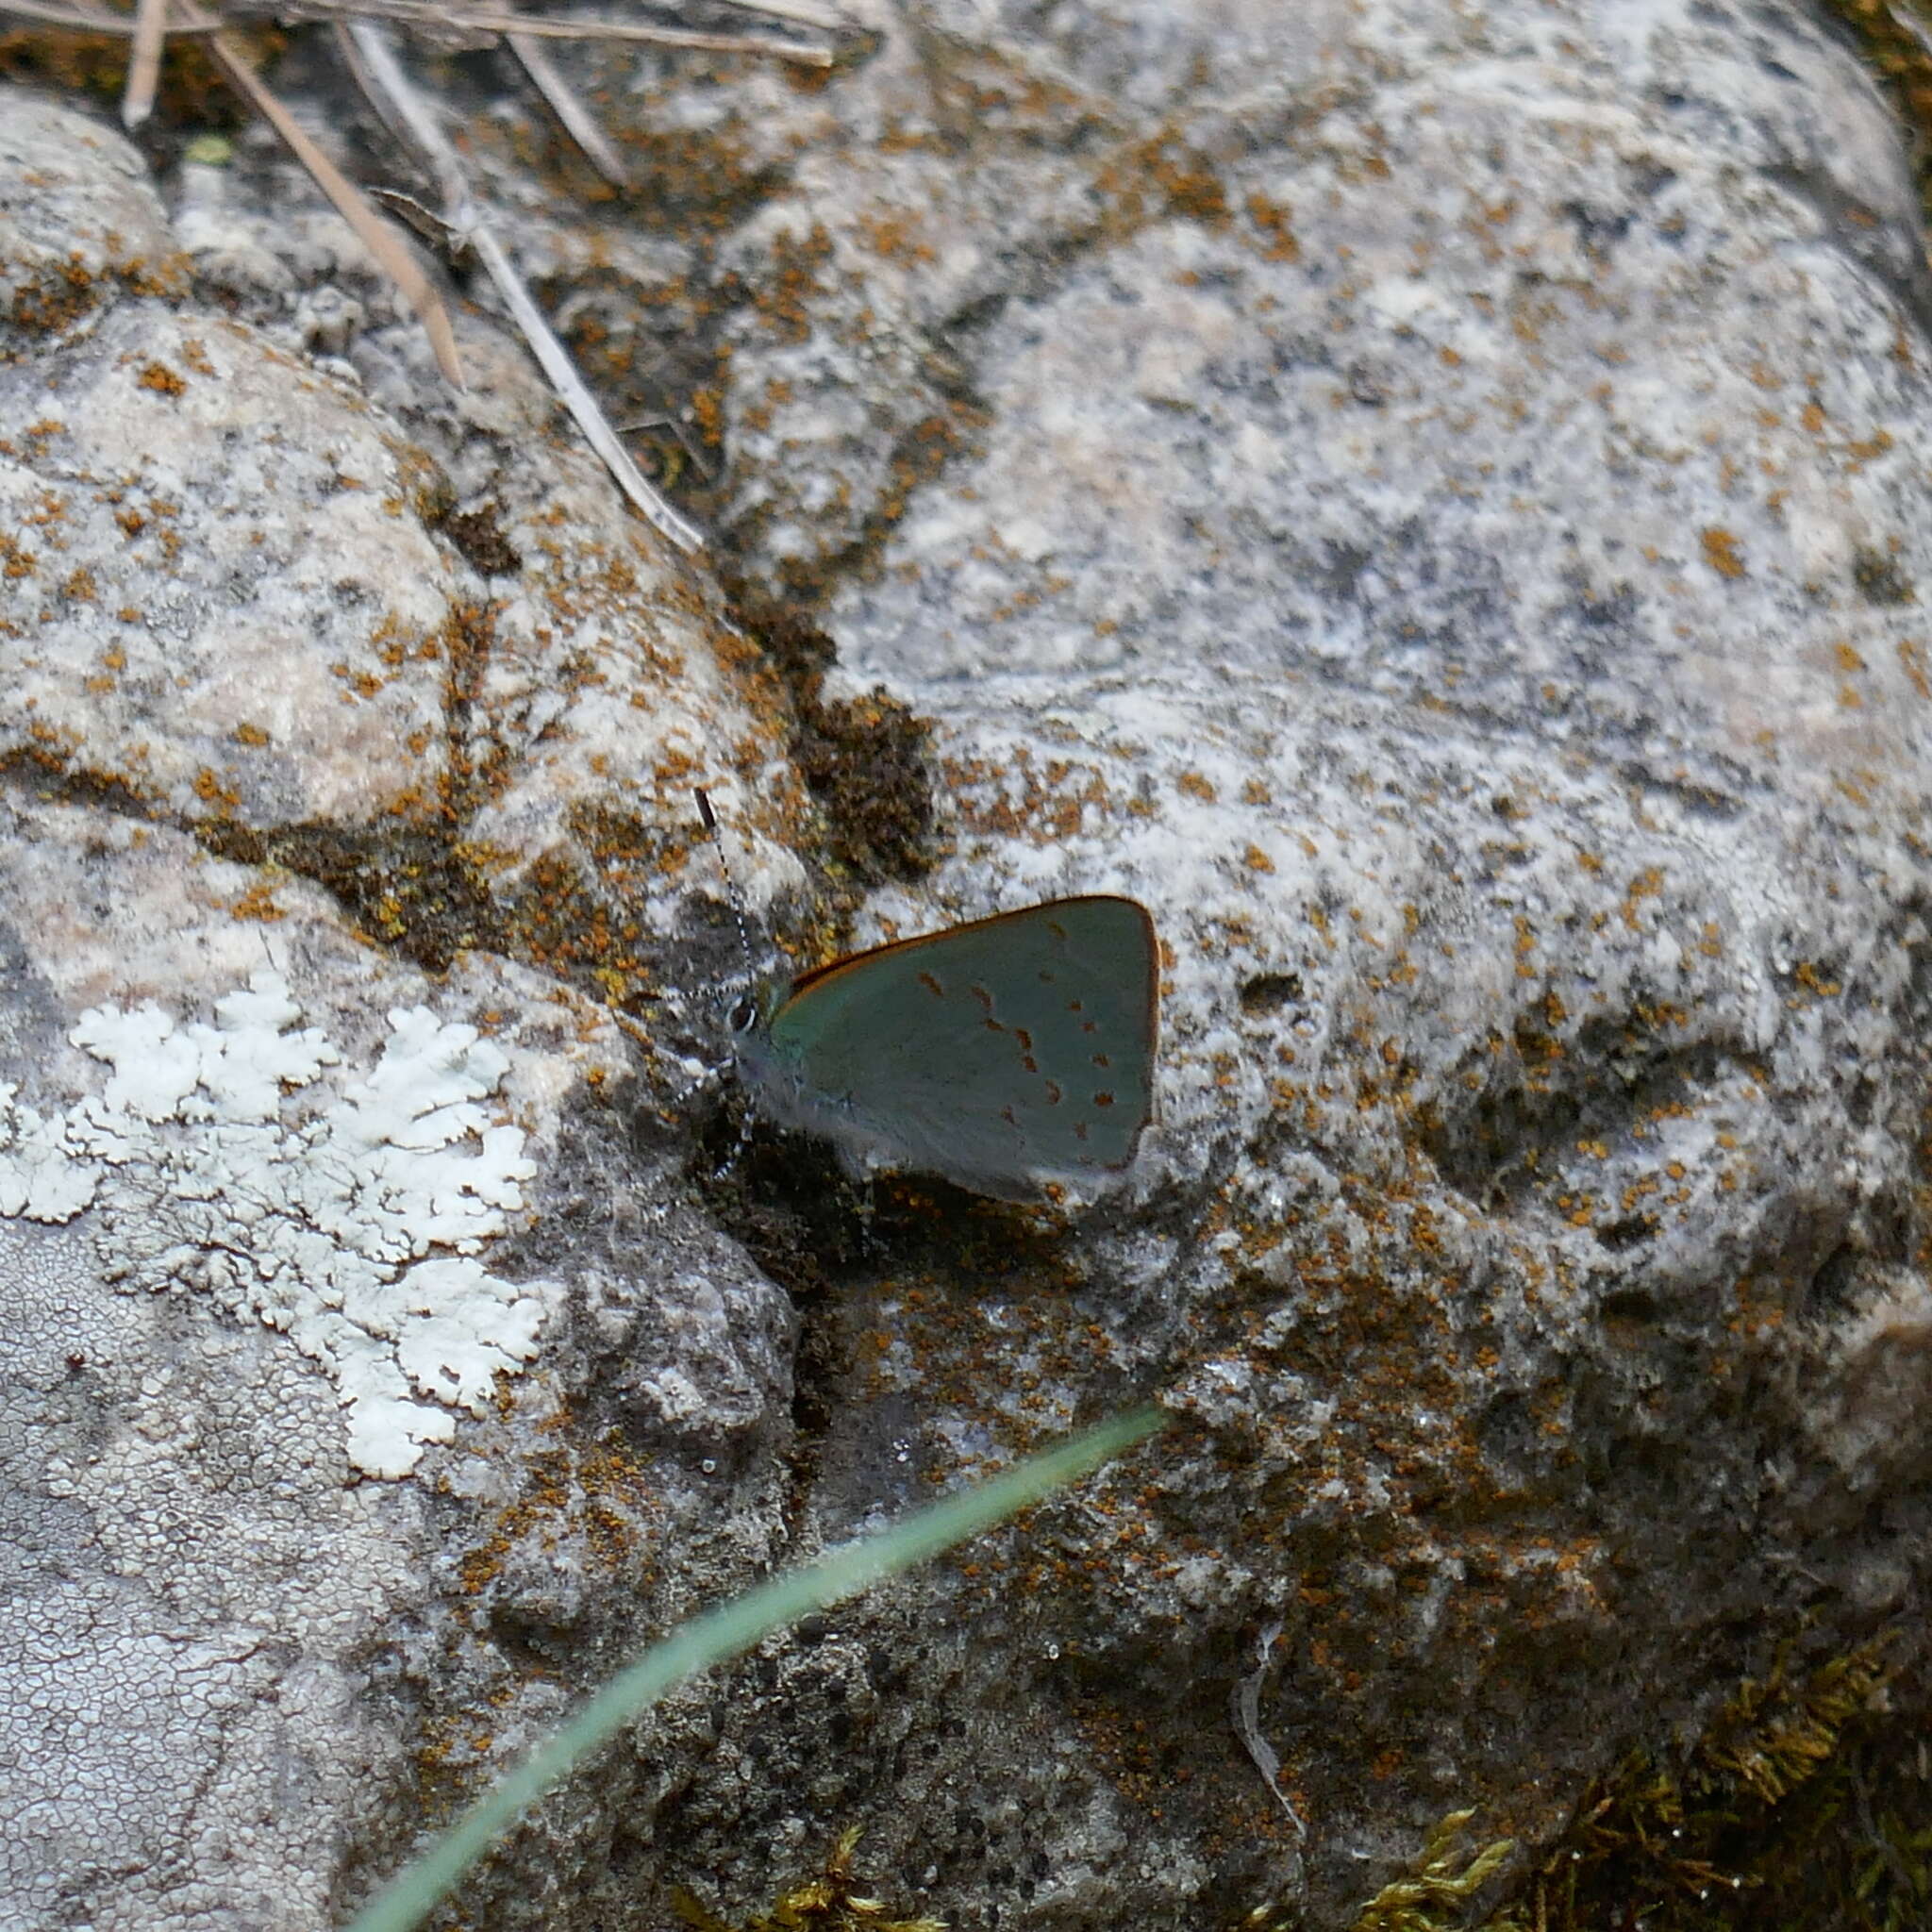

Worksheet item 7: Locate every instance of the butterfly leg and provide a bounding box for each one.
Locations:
[709,1095,758,1184]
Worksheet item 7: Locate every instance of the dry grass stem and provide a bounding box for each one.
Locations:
[439,9,830,64]
[341,18,706,551]
[174,4,467,385]
[122,0,168,123]
[467,218,708,550]
[13,0,737,541]
[1,0,833,59]
[0,0,175,36]
[711,0,847,31]
[505,27,629,185]
[337,17,465,203]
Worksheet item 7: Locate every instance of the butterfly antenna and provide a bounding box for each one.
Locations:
[693,787,762,1179]
[693,787,759,988]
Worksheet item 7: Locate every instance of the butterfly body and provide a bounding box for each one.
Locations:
[730,895,1158,1202]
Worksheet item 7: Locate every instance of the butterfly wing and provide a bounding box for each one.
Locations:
[761,896,1158,1196]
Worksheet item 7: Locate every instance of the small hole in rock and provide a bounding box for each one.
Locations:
[1240,972,1305,1016]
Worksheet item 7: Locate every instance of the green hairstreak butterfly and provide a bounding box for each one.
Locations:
[724,891,1160,1203]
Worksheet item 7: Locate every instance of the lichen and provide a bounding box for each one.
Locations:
[0,969,550,1477]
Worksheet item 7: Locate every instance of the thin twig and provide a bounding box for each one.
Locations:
[440,9,830,64]
[1,0,831,62]
[506,29,630,189]
[366,185,467,256]
[171,3,467,387]
[468,222,707,550]
[18,0,716,532]
[0,0,152,33]
[620,411,718,483]
[342,20,707,553]
[710,0,847,31]
[337,17,466,208]
[123,0,169,125]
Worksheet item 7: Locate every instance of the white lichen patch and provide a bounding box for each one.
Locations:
[0,971,551,1477]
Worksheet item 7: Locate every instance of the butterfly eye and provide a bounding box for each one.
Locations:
[728,998,758,1033]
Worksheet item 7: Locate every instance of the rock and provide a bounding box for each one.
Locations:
[3,0,1932,1923]
[0,88,797,1930]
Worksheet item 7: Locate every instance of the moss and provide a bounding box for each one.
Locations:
[728,601,938,891]
[1347,1811,1515,1932]
[673,1826,944,1932]
[1851,546,1914,608]
[1480,1633,1932,1932]
[200,819,499,974]
[1825,2,1932,234]
[0,18,253,126]
[429,501,525,579]
[1235,1636,1927,1932]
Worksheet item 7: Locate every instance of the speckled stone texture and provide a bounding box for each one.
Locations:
[0,89,800,1931]
[5,0,1932,1925]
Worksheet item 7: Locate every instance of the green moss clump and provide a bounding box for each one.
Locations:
[1482,1634,1931,1932]
[673,1827,944,1932]
[1349,1810,1515,1932]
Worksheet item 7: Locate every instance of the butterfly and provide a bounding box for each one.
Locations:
[727,895,1160,1203]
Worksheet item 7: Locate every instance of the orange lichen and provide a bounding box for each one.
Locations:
[1700,528,1746,578]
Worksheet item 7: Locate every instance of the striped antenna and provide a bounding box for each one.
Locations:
[693,787,758,987]
[693,787,765,1177]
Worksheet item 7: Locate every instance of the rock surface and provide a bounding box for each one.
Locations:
[5,0,1932,1926]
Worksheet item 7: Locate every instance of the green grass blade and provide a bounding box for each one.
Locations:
[343,1406,1164,1932]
